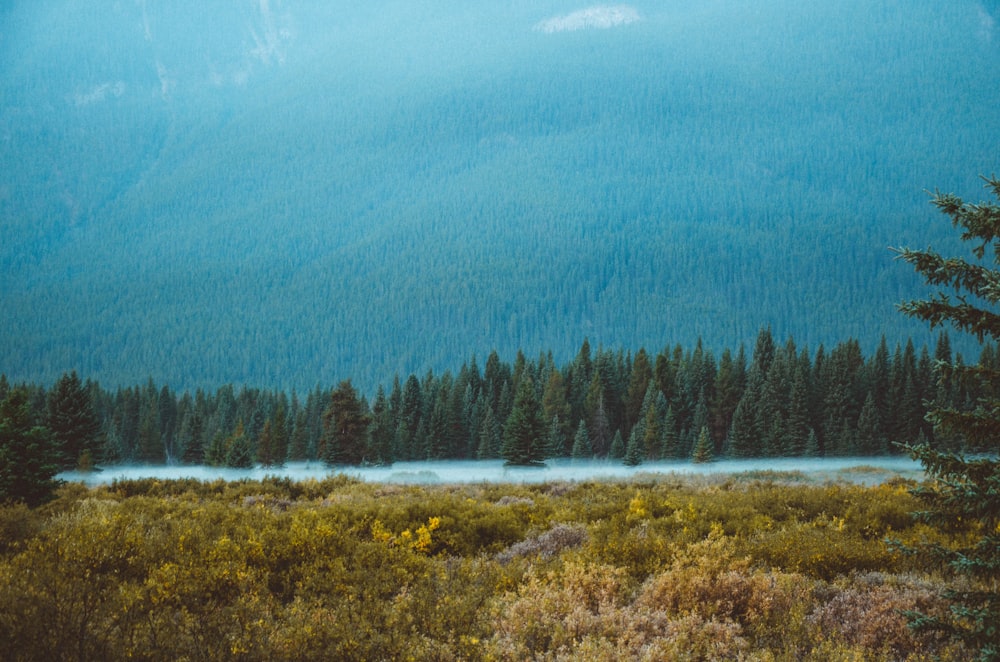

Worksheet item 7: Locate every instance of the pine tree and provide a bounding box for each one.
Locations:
[622,429,642,466]
[288,409,310,462]
[501,377,545,467]
[271,401,289,467]
[609,429,625,460]
[641,388,663,460]
[855,391,885,455]
[588,393,612,458]
[545,415,566,459]
[321,380,371,466]
[205,431,227,466]
[225,421,254,468]
[136,390,164,464]
[256,420,276,467]
[783,363,811,456]
[624,348,653,435]
[180,410,205,465]
[691,426,713,463]
[894,175,1000,659]
[0,388,62,506]
[477,405,502,459]
[47,371,102,469]
[727,393,758,458]
[541,369,572,451]
[804,428,820,457]
[660,406,680,459]
[368,386,394,466]
[571,419,592,460]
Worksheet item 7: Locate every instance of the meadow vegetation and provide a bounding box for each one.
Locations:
[0,472,979,660]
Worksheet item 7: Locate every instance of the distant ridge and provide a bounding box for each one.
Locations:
[1,0,998,391]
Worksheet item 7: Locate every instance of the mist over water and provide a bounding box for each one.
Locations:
[59,457,924,487]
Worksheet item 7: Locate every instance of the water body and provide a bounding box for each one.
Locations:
[59,457,924,487]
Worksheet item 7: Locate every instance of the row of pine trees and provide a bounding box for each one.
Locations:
[1,329,984,469]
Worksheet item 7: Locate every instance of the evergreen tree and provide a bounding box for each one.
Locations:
[398,374,422,461]
[609,429,626,460]
[783,363,811,456]
[541,369,572,451]
[0,388,62,506]
[271,401,289,467]
[321,380,371,466]
[855,392,885,455]
[180,410,205,465]
[571,419,592,459]
[47,371,102,469]
[136,389,164,464]
[588,392,612,458]
[711,347,745,444]
[205,431,227,466]
[660,406,681,459]
[691,426,713,463]
[624,348,653,435]
[727,392,758,458]
[542,415,564,459]
[894,175,1000,658]
[641,387,663,460]
[368,386,394,466]
[477,405,502,460]
[288,409,310,462]
[804,428,820,457]
[255,420,276,467]
[225,421,254,468]
[501,377,545,466]
[622,429,642,466]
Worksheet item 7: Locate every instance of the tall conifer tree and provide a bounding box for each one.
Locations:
[894,175,1000,658]
[501,377,545,466]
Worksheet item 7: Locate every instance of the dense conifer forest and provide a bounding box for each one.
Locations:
[3,1,999,391]
[0,330,987,473]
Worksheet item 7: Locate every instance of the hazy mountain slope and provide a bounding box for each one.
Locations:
[2,1,999,391]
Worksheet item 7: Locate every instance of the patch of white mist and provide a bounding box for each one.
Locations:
[534,5,641,34]
[59,457,924,487]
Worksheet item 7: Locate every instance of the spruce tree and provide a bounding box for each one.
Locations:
[205,431,227,466]
[255,420,275,467]
[180,410,205,465]
[609,429,626,460]
[0,388,62,506]
[477,405,502,459]
[368,386,394,466]
[622,429,642,466]
[47,371,102,469]
[321,380,371,466]
[571,419,592,460]
[271,402,289,467]
[894,175,1000,659]
[545,415,566,459]
[224,421,254,469]
[691,426,713,463]
[660,406,680,458]
[501,377,545,466]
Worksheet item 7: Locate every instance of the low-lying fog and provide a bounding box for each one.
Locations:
[59,457,924,487]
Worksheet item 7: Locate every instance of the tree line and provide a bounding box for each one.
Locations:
[0,328,985,486]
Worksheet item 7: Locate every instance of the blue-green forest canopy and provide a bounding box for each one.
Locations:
[1,0,999,392]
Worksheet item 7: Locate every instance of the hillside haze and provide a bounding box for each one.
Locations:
[2,1,999,391]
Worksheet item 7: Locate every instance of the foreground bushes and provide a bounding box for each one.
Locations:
[0,473,978,660]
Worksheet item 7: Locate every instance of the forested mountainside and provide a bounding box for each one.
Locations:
[2,1,999,392]
[1,330,986,469]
